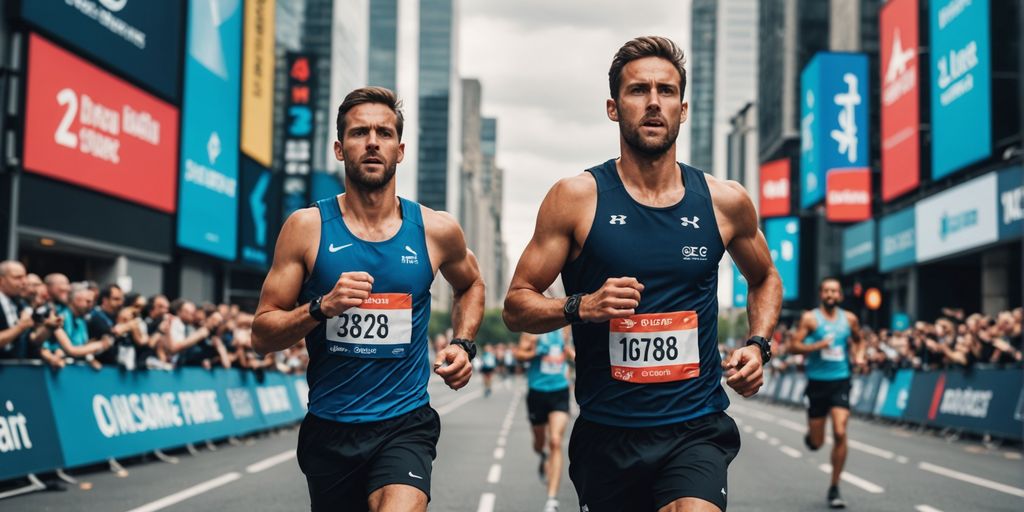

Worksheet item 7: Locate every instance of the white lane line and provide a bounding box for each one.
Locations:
[896,455,909,464]
[755,431,768,441]
[775,418,806,433]
[435,389,484,416]
[848,439,895,460]
[493,447,505,460]
[915,505,944,512]
[124,472,242,512]
[245,450,295,474]
[1004,452,1022,460]
[486,464,502,484]
[477,492,496,512]
[742,425,754,434]
[769,437,780,446]
[729,405,778,422]
[779,446,803,458]
[818,464,884,494]
[918,462,1024,498]
[497,436,506,447]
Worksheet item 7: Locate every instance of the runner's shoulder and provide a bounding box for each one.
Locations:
[279,206,322,243]
[705,174,754,216]
[419,205,465,244]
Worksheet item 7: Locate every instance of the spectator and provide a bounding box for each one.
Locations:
[87,284,136,368]
[0,261,33,358]
[40,284,111,370]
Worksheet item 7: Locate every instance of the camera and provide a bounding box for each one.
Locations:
[32,304,53,324]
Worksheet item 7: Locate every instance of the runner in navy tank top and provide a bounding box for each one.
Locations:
[252,87,485,512]
[504,37,783,512]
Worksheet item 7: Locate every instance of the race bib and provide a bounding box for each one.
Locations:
[540,346,565,375]
[325,293,413,359]
[608,311,700,384]
[821,345,845,361]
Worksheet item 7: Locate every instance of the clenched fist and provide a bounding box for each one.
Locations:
[320,272,375,317]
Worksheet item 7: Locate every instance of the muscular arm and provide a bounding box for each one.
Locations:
[252,208,322,354]
[514,332,538,362]
[428,210,485,340]
[847,312,866,364]
[786,312,827,355]
[164,324,211,354]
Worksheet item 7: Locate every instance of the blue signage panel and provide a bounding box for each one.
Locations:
[891,312,911,331]
[21,0,184,101]
[915,172,998,263]
[879,207,916,272]
[842,219,876,274]
[878,368,914,419]
[800,52,870,208]
[997,166,1023,241]
[930,0,992,178]
[765,217,800,301]
[238,158,281,269]
[0,366,64,480]
[177,0,243,260]
[311,170,345,203]
[732,261,748,308]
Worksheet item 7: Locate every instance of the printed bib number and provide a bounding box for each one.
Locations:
[540,346,565,375]
[821,346,845,361]
[608,311,700,383]
[325,293,413,358]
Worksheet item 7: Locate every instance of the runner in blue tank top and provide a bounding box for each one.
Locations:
[504,37,783,512]
[252,87,485,512]
[515,326,576,512]
[787,277,865,509]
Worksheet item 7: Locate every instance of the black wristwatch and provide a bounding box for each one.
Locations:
[308,295,328,322]
[449,338,477,361]
[746,335,772,363]
[563,293,584,324]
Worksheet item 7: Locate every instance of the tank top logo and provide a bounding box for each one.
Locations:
[681,245,709,261]
[401,245,419,265]
[609,215,628,225]
[680,216,700,229]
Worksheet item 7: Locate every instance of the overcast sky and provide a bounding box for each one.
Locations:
[459,0,694,274]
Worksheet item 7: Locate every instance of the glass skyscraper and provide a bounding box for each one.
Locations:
[368,0,398,90]
[417,0,454,212]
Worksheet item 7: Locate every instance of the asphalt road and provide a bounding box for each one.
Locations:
[2,374,1021,511]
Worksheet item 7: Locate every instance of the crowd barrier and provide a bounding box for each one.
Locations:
[760,366,1024,441]
[0,364,309,481]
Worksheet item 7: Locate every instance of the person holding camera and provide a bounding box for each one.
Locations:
[40,284,112,370]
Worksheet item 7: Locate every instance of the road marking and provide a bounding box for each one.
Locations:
[818,464,884,494]
[915,505,944,512]
[493,447,505,460]
[918,462,1024,497]
[742,425,754,434]
[497,436,506,447]
[896,455,909,464]
[486,464,502,484]
[244,450,295,474]
[477,492,496,512]
[436,389,484,416]
[124,472,241,512]
[848,439,895,460]
[730,405,778,422]
[755,431,768,440]
[779,446,802,458]
[769,437,780,446]
[775,418,805,432]
[1004,452,1021,460]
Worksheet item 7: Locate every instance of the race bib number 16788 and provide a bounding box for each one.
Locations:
[608,311,700,384]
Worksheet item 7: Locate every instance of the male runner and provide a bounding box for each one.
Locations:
[786,278,864,509]
[503,36,782,511]
[515,327,575,512]
[252,86,485,512]
[480,344,498,397]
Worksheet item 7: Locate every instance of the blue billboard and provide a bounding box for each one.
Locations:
[997,166,1023,241]
[732,261,748,308]
[177,0,243,260]
[800,52,870,208]
[930,0,992,179]
[842,219,875,274]
[311,170,345,203]
[238,158,281,269]
[879,207,916,272]
[765,217,800,301]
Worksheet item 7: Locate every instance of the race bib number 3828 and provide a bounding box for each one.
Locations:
[325,293,413,359]
[608,311,700,384]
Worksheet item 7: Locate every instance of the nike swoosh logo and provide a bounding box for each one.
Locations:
[329,243,353,253]
[408,471,423,480]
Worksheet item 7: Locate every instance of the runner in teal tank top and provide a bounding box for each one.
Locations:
[787,277,865,509]
[250,87,485,512]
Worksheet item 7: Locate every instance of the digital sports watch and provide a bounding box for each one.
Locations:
[745,335,772,363]
[449,338,477,361]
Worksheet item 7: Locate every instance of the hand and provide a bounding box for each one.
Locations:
[17,309,34,330]
[724,345,764,398]
[816,335,834,351]
[433,344,472,390]
[321,272,375,317]
[43,312,63,330]
[579,277,644,322]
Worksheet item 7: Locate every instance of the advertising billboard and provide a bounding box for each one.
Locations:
[759,158,791,218]
[880,0,921,201]
[765,217,800,301]
[238,158,280,269]
[240,0,276,167]
[826,168,872,222]
[23,34,179,213]
[800,52,870,208]
[930,0,992,178]
[282,53,317,220]
[842,219,876,274]
[177,0,243,260]
[997,166,1023,241]
[915,172,998,263]
[879,207,916,272]
[20,0,184,101]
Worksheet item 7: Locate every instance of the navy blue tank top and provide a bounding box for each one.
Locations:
[299,196,434,423]
[561,159,729,427]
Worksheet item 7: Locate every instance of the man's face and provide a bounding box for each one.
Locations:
[335,103,405,191]
[179,303,196,324]
[26,274,43,299]
[103,288,124,312]
[71,290,94,316]
[820,280,842,308]
[151,297,169,318]
[607,56,687,157]
[48,276,70,304]
[0,263,27,297]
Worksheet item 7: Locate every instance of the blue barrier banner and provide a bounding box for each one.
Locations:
[0,365,64,480]
[903,369,1022,440]
[852,371,884,414]
[255,371,309,428]
[878,369,914,419]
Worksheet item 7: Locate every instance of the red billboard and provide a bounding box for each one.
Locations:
[23,34,179,213]
[880,0,920,202]
[826,168,871,222]
[759,159,791,218]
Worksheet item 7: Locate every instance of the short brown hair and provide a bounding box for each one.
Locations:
[336,86,404,141]
[608,36,687,101]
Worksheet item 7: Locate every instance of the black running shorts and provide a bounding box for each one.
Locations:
[804,378,851,418]
[526,387,571,425]
[568,411,741,511]
[296,404,440,511]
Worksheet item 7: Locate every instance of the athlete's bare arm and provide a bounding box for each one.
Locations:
[786,311,829,355]
[425,208,485,390]
[504,174,643,333]
[513,332,538,362]
[252,208,375,354]
[847,311,866,365]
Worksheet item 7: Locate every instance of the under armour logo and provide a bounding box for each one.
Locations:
[680,216,700,229]
[609,215,627,225]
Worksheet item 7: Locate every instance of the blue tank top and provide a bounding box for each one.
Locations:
[299,196,434,423]
[804,308,851,381]
[527,331,570,392]
[562,159,729,427]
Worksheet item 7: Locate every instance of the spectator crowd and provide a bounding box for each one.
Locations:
[0,260,307,374]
